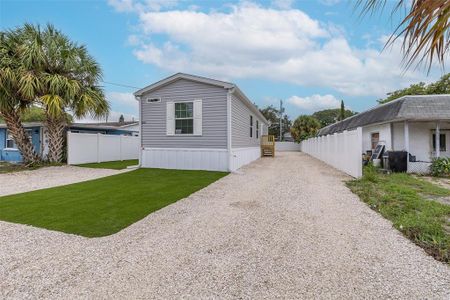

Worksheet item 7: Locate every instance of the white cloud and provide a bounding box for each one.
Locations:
[106,92,138,111]
[111,1,443,97]
[287,94,340,111]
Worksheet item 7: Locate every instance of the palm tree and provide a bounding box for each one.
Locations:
[19,24,109,162]
[356,0,450,70]
[0,31,41,164]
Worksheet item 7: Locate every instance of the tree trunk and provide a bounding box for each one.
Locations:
[45,114,67,163]
[1,111,41,165]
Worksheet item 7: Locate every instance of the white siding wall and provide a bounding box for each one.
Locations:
[301,128,363,178]
[67,132,139,164]
[392,121,450,162]
[362,123,392,152]
[141,148,228,171]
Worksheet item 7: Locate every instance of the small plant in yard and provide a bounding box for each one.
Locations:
[347,166,450,263]
[430,157,450,177]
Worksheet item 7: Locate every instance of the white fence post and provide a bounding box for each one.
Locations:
[300,127,363,178]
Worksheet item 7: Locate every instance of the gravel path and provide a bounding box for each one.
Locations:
[0,166,129,196]
[1,152,449,299]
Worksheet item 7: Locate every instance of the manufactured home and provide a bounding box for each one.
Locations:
[135,73,269,172]
[316,95,450,174]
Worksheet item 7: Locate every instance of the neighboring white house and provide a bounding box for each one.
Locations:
[301,95,450,177]
[134,73,269,172]
[310,95,450,175]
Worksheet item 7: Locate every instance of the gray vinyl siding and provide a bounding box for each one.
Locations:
[140,78,227,149]
[231,94,266,148]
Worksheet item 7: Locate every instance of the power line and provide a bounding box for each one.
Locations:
[101,81,142,90]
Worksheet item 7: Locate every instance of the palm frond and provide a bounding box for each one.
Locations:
[356,0,450,71]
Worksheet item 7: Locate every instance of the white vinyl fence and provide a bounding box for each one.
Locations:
[300,127,363,178]
[67,132,140,165]
[275,142,301,151]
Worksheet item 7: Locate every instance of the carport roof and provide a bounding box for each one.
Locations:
[317,95,450,136]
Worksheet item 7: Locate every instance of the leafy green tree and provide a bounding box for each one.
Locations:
[18,24,109,162]
[379,73,450,103]
[259,105,291,140]
[0,30,41,164]
[312,108,356,127]
[290,115,321,143]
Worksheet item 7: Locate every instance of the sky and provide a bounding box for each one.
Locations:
[1,0,447,122]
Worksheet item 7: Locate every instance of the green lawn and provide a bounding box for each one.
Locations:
[0,168,227,237]
[347,166,450,263]
[75,159,139,170]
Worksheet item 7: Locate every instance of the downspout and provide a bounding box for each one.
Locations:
[136,95,142,167]
[227,90,233,172]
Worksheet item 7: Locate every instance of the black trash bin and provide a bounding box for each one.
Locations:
[388,151,407,172]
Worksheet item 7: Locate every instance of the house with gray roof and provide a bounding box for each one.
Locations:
[134,73,269,172]
[317,94,450,173]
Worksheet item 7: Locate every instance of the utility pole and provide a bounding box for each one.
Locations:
[279,99,283,141]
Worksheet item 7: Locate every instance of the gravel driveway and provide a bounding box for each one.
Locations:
[1,152,449,299]
[0,166,129,196]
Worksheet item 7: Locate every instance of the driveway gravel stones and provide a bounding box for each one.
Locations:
[0,165,129,197]
[1,152,449,299]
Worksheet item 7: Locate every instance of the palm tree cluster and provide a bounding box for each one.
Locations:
[0,24,109,164]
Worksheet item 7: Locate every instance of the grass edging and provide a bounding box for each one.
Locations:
[346,166,450,264]
[75,159,139,170]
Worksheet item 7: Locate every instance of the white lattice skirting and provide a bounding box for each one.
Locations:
[407,161,431,174]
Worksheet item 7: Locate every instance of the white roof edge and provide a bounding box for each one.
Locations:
[230,87,269,125]
[134,73,234,97]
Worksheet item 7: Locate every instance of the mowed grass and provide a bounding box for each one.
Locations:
[347,166,450,263]
[75,159,139,170]
[0,168,227,237]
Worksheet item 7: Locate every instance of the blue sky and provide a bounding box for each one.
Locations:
[1,0,446,122]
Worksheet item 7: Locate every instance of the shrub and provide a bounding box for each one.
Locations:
[430,157,450,177]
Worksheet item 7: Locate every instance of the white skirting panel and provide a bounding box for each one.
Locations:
[230,147,261,172]
[141,148,228,171]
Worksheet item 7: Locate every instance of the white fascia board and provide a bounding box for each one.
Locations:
[134,73,234,97]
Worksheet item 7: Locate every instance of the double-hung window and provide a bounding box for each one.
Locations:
[256,120,259,139]
[6,129,32,149]
[175,102,193,134]
[432,133,446,152]
[250,115,253,138]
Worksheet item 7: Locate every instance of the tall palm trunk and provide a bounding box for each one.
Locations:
[1,111,40,164]
[45,112,66,163]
